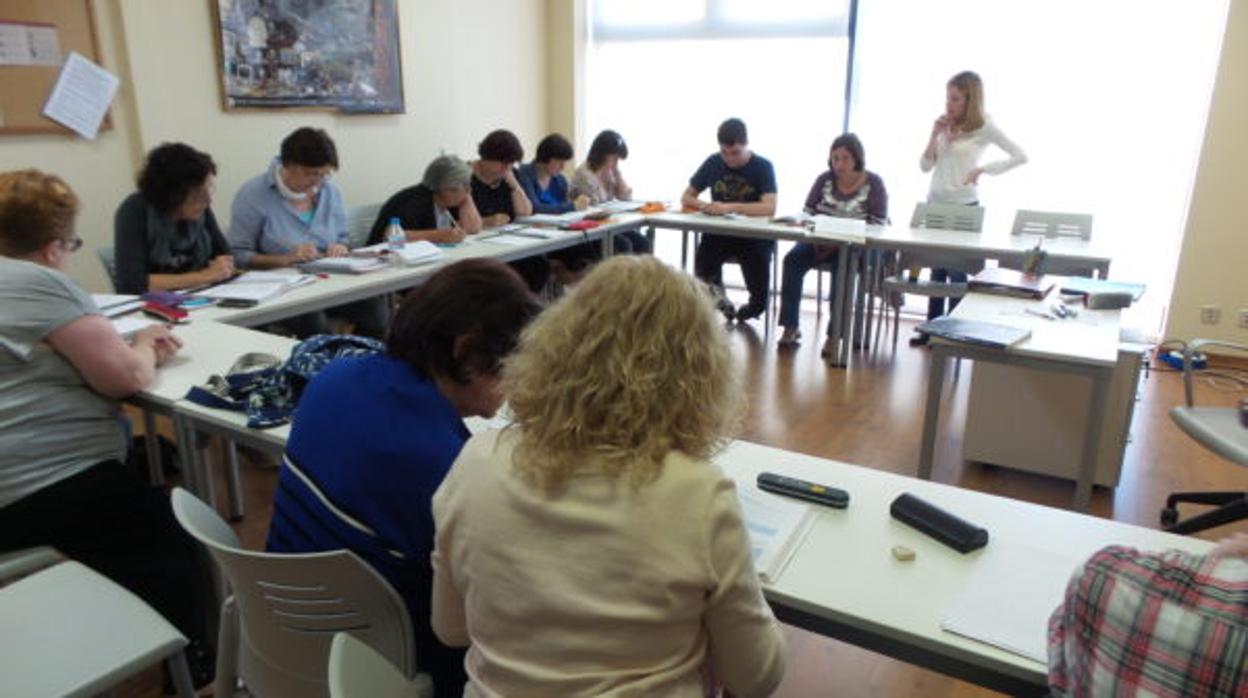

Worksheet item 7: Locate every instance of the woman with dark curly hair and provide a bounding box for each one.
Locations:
[113,142,234,294]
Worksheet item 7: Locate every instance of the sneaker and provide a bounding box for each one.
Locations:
[908,333,930,347]
[735,302,765,322]
[778,327,801,347]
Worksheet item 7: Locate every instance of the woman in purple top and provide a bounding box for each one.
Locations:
[778,134,888,354]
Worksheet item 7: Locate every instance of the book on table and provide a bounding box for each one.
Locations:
[967,268,1054,299]
[916,317,1032,349]
[299,256,388,274]
[194,271,314,304]
[1058,276,1146,301]
[90,293,144,317]
[351,240,444,266]
[731,477,818,583]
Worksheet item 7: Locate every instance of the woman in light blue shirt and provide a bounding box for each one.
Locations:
[228,127,387,337]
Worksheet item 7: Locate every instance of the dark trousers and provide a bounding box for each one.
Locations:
[613,229,652,255]
[695,234,775,306]
[284,296,391,339]
[779,242,839,331]
[510,256,551,294]
[0,460,217,683]
[926,269,968,320]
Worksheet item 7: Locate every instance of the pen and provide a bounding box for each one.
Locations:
[1024,308,1056,321]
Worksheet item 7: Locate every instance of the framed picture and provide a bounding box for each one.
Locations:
[212,0,404,114]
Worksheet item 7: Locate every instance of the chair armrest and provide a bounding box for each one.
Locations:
[1183,339,1248,406]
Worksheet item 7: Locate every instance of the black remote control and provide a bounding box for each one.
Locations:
[757,472,850,509]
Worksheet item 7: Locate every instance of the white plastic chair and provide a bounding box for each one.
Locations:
[877,202,987,347]
[1009,209,1097,276]
[329,632,434,698]
[347,202,384,248]
[170,488,425,698]
[97,246,119,291]
[0,547,196,697]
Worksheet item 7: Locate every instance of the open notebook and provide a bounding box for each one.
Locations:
[195,271,314,304]
[733,480,818,583]
[351,240,444,266]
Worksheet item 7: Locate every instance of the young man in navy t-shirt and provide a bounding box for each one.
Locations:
[681,118,778,322]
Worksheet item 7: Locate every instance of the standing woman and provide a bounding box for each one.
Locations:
[113,142,234,294]
[570,129,651,254]
[911,70,1027,345]
[0,170,216,685]
[777,133,887,353]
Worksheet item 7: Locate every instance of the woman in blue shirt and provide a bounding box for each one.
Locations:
[265,258,541,697]
[516,134,599,280]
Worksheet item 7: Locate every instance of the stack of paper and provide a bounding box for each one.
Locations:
[91,294,144,318]
[735,486,817,583]
[352,241,445,266]
[300,256,388,274]
[810,215,866,239]
[517,211,585,225]
[940,544,1082,663]
[195,271,313,304]
[595,200,644,214]
[110,316,157,337]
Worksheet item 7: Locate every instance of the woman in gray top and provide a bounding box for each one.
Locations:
[0,169,217,686]
[113,142,235,294]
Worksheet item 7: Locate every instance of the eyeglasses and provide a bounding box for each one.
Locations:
[59,236,84,252]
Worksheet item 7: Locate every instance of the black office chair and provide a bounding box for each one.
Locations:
[1159,339,1248,534]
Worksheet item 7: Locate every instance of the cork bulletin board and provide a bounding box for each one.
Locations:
[0,0,112,135]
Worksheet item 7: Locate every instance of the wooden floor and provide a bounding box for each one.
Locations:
[143,307,1247,697]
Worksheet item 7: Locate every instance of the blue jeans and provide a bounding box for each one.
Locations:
[926,268,967,319]
[779,242,838,331]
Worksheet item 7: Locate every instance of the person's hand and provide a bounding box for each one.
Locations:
[134,324,183,366]
[1211,532,1248,558]
[963,167,983,186]
[288,243,319,264]
[503,167,521,189]
[704,201,730,216]
[326,243,349,257]
[204,255,234,282]
[433,226,467,244]
[483,213,511,227]
[573,194,591,211]
[933,114,951,136]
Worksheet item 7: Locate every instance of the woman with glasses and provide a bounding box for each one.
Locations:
[0,169,217,686]
[113,142,234,294]
[228,127,388,337]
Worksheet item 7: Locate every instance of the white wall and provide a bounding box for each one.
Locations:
[0,0,548,293]
[1164,0,1248,345]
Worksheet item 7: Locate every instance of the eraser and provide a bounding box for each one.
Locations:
[891,545,916,562]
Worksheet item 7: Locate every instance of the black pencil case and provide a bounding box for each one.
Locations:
[889,493,989,554]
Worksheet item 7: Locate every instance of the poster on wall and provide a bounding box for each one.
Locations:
[213,0,404,114]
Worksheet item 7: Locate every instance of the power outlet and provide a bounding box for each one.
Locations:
[1201,305,1221,325]
[1239,307,1248,329]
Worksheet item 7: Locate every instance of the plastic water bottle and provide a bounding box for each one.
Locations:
[386,217,405,252]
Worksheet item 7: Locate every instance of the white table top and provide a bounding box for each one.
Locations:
[647,211,856,243]
[135,321,299,408]
[945,290,1121,367]
[717,439,1213,685]
[865,224,1111,267]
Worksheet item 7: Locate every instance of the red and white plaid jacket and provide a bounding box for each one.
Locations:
[1048,545,1248,697]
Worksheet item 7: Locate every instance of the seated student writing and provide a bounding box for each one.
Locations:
[681,118,778,323]
[266,258,541,697]
[570,129,651,254]
[0,169,217,686]
[113,142,234,294]
[367,155,483,246]
[228,127,387,337]
[432,256,786,697]
[515,134,598,280]
[470,129,547,292]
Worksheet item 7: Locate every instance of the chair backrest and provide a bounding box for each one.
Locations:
[171,489,415,698]
[347,203,384,248]
[329,633,433,698]
[96,247,119,292]
[910,202,984,232]
[1010,209,1093,240]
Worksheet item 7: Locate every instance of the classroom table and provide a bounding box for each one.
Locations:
[917,290,1122,512]
[717,439,1212,696]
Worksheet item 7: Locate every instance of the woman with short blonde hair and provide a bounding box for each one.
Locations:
[432,255,785,697]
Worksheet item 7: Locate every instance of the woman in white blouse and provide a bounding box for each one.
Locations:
[431,255,785,697]
[911,70,1027,345]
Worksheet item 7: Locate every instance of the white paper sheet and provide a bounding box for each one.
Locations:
[0,21,61,66]
[41,51,119,139]
[734,486,816,583]
[90,293,143,317]
[940,544,1082,663]
[111,315,157,337]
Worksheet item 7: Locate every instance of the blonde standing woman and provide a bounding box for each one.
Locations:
[431,255,786,697]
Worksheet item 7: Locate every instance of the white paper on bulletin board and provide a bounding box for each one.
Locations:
[41,51,118,139]
[0,20,62,66]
